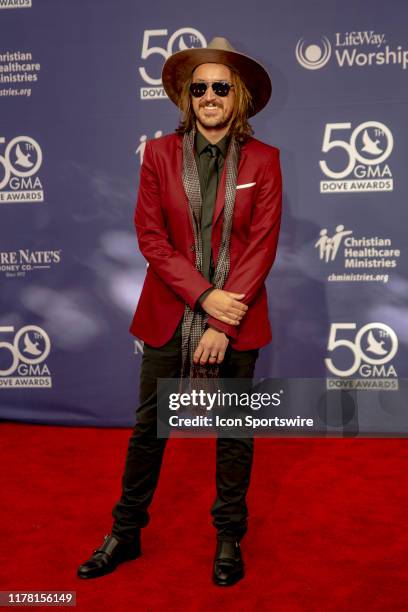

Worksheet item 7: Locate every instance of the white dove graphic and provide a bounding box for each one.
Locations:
[365,330,388,356]
[361,130,383,156]
[15,144,34,168]
[23,333,42,356]
[178,36,189,51]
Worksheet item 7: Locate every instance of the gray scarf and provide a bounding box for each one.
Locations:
[181,126,240,380]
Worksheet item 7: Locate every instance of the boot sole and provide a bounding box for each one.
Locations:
[212,567,244,587]
[77,551,141,580]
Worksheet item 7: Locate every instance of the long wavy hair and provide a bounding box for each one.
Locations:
[175,65,254,144]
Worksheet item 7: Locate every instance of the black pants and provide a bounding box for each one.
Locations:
[111,321,259,543]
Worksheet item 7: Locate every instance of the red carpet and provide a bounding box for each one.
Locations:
[0,422,407,611]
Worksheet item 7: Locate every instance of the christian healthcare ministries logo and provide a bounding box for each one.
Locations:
[0,50,41,97]
[0,325,52,388]
[139,27,206,100]
[325,322,398,390]
[0,135,44,203]
[315,225,400,283]
[319,121,393,193]
[135,130,163,165]
[296,31,408,71]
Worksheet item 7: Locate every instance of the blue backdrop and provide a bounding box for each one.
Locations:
[0,0,407,426]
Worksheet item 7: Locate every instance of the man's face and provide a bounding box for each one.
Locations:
[191,63,235,134]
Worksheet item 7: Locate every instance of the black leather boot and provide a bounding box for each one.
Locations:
[77,533,141,579]
[213,539,244,586]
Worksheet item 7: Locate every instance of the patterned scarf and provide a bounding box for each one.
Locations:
[181,126,240,381]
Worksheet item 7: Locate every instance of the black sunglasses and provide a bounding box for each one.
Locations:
[189,81,234,98]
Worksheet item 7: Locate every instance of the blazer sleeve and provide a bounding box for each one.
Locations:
[207,148,282,339]
[135,140,213,309]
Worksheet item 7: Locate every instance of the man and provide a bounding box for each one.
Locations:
[78,37,282,586]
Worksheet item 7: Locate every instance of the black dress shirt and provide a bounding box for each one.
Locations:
[194,130,229,305]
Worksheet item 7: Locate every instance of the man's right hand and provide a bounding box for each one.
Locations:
[200,289,248,326]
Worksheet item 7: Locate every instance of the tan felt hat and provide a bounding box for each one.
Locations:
[162,36,272,117]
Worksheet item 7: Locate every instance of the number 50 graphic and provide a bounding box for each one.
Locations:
[325,322,398,377]
[0,136,43,190]
[138,28,206,85]
[319,122,393,179]
[0,326,50,377]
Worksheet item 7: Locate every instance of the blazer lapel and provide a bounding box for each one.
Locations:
[175,136,195,240]
[175,134,248,261]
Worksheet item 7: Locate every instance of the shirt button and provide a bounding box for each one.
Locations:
[190,245,195,251]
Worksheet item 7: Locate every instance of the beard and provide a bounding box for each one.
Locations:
[194,102,233,131]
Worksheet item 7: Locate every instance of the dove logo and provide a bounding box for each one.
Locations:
[295,37,332,70]
[325,323,398,389]
[14,143,34,168]
[365,330,388,356]
[0,135,44,203]
[22,333,43,356]
[361,130,383,156]
[0,325,52,387]
[319,121,394,193]
[139,27,206,100]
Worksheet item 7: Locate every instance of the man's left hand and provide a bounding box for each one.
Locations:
[193,327,229,365]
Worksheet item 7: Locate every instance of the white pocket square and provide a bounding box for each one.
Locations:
[236,182,256,190]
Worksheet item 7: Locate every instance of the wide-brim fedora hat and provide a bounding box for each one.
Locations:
[162,36,272,117]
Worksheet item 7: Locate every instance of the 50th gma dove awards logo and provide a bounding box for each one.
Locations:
[0,135,44,203]
[139,27,206,100]
[325,323,398,390]
[319,121,393,193]
[0,0,31,8]
[296,31,408,70]
[0,325,52,388]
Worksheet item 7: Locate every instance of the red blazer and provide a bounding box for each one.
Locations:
[130,132,282,350]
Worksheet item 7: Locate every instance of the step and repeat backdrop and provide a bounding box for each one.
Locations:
[0,0,407,426]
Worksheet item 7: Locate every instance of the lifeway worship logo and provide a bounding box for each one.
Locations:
[319,121,393,193]
[315,225,400,284]
[325,322,398,390]
[0,325,52,388]
[139,27,206,100]
[0,249,62,279]
[296,31,408,71]
[296,37,332,70]
[0,135,44,203]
